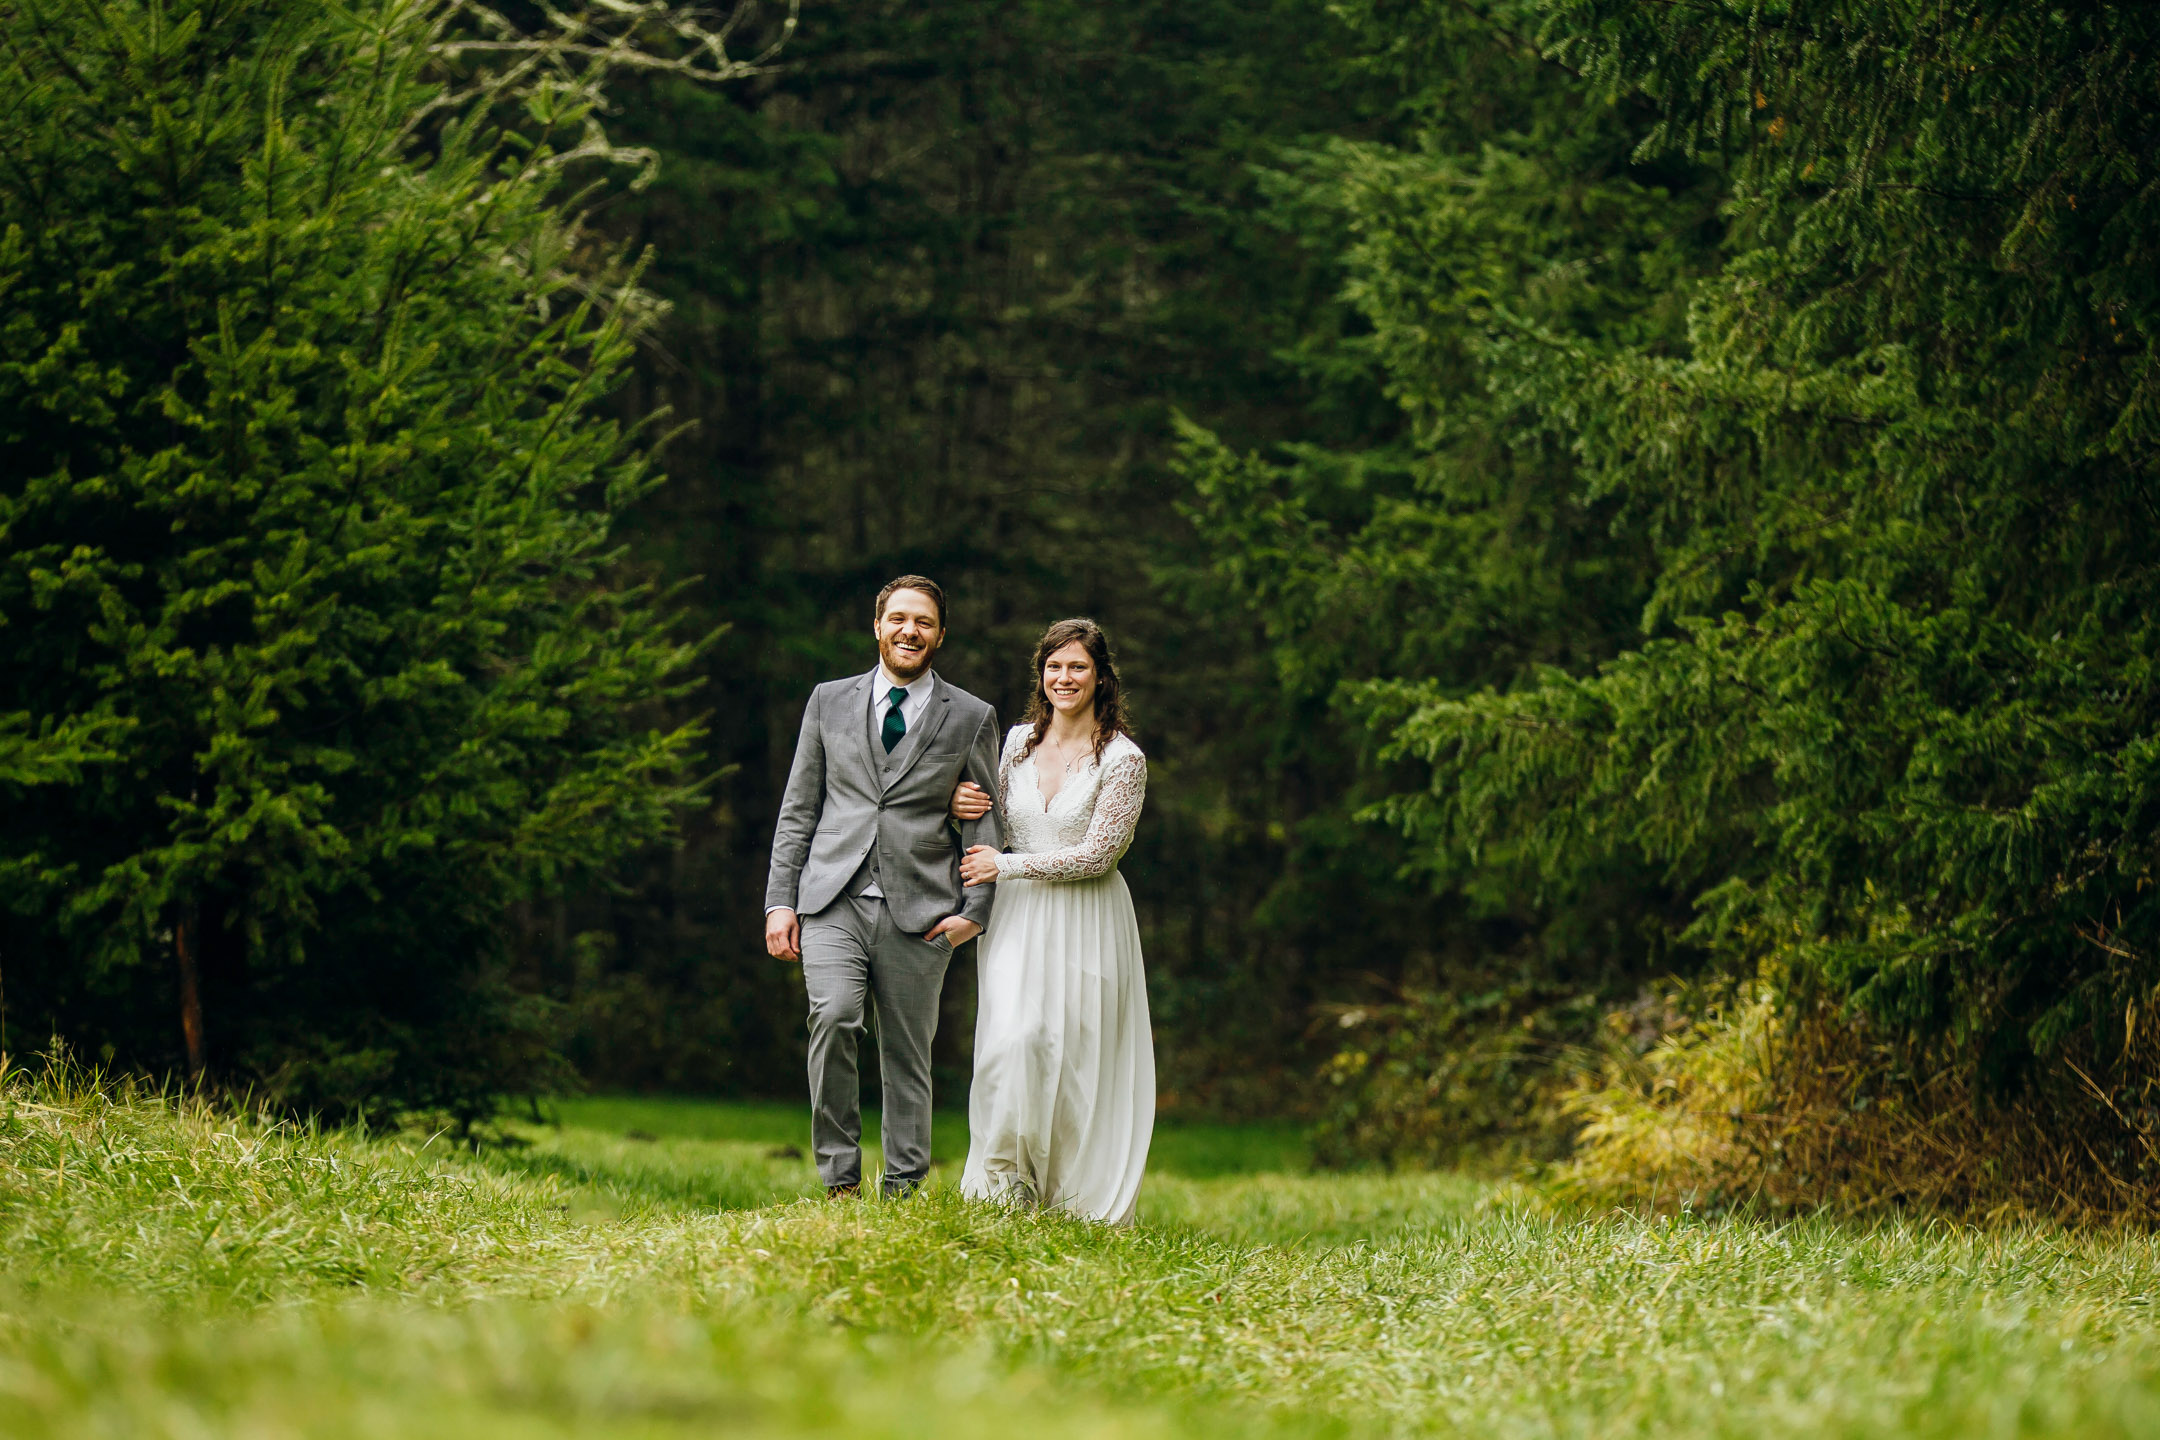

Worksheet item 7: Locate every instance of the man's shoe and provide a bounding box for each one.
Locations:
[880,1177,922,1200]
[826,1182,861,1198]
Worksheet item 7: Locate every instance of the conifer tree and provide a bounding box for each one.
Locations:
[0,0,707,1121]
[1176,0,1726,1009]
[1189,0,2160,1101]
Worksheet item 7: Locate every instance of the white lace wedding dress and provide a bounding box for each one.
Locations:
[960,726,1154,1223]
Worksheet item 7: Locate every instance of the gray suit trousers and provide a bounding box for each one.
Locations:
[802,893,953,1192]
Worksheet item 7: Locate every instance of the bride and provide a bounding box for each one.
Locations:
[949,617,1153,1223]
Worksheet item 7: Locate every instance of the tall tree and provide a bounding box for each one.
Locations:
[1297,0,2160,1097]
[1171,0,1727,1151]
[0,0,708,1122]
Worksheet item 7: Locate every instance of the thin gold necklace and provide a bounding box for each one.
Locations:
[1043,729,1088,773]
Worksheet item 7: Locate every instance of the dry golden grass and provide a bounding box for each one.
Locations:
[1557,989,2160,1224]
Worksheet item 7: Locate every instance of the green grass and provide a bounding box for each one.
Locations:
[540,1095,1309,1179]
[5,1075,2160,1438]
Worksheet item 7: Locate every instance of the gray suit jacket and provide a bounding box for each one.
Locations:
[764,669,1003,933]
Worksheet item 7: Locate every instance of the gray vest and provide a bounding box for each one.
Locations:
[845,684,935,897]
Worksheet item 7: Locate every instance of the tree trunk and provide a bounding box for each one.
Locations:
[175,914,205,1081]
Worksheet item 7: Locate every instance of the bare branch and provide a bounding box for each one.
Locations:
[434,0,799,90]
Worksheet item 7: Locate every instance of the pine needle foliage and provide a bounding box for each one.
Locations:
[1413,0,2160,1085]
[0,0,705,1121]
[1186,0,2160,1158]
[1173,0,1729,1119]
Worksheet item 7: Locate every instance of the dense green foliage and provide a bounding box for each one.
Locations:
[1176,0,1728,1087]
[7,1075,2160,1436]
[1381,0,2160,1083]
[0,0,701,1121]
[1169,0,2160,1143]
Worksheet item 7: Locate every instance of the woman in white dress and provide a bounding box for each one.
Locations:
[948,617,1153,1224]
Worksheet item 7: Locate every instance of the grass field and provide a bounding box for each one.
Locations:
[4,1075,2160,1437]
[538,1095,1311,1181]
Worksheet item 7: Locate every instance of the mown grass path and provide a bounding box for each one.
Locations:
[2,1081,2156,1438]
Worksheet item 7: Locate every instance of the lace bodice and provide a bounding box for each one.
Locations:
[992,726,1147,882]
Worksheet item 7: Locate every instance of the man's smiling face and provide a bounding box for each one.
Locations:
[874,588,944,682]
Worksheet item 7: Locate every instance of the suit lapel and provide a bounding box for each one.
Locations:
[880,672,953,794]
[842,669,879,787]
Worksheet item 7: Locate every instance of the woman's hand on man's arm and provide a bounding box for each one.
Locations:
[960,845,1001,887]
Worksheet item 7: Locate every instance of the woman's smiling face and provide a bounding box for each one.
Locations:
[1042,640,1097,719]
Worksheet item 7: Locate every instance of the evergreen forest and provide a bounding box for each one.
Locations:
[6,0,2160,1220]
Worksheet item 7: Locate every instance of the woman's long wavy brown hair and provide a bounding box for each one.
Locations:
[1019,618,1132,765]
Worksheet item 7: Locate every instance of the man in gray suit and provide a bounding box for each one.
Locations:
[764,575,1003,1196]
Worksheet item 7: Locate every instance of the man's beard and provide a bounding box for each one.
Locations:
[881,636,938,681]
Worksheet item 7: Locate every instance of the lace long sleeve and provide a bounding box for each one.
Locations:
[992,726,1024,838]
[995,749,1147,882]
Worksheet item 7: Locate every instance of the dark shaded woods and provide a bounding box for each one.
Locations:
[522,0,1445,1111]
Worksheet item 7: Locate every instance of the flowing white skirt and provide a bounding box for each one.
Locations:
[960,869,1154,1223]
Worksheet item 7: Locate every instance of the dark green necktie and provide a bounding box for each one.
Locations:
[881,685,908,754]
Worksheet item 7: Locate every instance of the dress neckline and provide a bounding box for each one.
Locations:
[1022,745,1099,812]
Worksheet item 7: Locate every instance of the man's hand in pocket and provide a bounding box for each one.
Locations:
[926,916,981,949]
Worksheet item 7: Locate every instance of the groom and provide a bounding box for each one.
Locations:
[764,575,1003,1197]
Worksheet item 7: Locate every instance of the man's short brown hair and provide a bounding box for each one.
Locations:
[874,574,946,629]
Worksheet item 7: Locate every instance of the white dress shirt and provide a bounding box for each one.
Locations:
[870,664,935,738]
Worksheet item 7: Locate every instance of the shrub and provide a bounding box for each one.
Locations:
[1310,985,1600,1170]
[1558,986,2160,1224]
